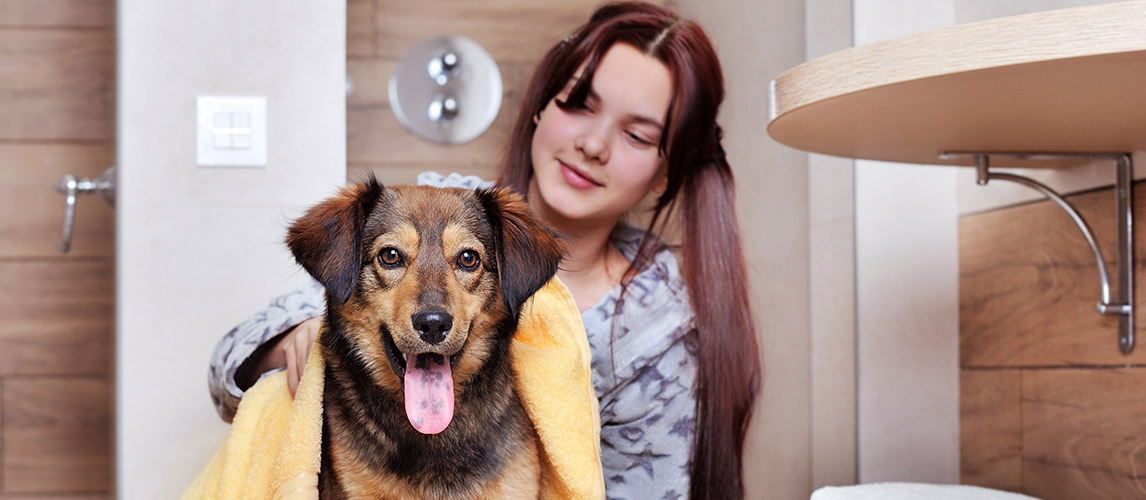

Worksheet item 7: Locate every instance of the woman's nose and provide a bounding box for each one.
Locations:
[574,123,610,164]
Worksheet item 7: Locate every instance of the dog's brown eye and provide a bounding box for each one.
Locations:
[378,247,403,267]
[457,250,480,271]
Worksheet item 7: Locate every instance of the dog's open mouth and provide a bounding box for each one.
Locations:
[381,329,462,435]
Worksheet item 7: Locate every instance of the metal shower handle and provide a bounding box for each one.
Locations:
[56,166,116,253]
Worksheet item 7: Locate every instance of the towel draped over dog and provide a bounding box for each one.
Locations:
[182,278,605,500]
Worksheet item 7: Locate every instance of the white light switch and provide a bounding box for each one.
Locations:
[197,96,267,167]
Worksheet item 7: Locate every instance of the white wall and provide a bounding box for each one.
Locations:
[115,2,345,498]
[853,0,962,484]
[806,0,858,491]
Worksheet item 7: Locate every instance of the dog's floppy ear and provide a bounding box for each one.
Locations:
[476,187,565,319]
[287,178,383,305]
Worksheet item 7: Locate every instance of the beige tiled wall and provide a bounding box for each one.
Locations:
[807,0,858,491]
[116,1,346,498]
[853,0,962,485]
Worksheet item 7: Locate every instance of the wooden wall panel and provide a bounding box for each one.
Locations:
[351,0,670,183]
[2,379,112,493]
[0,2,114,495]
[0,144,115,258]
[346,57,523,174]
[960,369,1022,492]
[347,0,374,58]
[1,495,109,500]
[1021,368,1146,500]
[961,181,1146,498]
[960,182,1146,367]
[0,0,114,28]
[0,261,114,376]
[0,31,114,141]
[373,0,600,64]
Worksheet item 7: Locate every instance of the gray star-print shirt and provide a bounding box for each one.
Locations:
[208,173,697,499]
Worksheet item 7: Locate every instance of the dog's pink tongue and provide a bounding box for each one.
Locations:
[404,353,455,434]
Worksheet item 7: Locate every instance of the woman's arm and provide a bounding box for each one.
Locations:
[208,278,325,422]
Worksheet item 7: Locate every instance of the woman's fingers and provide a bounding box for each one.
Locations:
[284,337,300,396]
[284,317,321,397]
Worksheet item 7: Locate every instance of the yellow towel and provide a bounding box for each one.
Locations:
[182,277,604,500]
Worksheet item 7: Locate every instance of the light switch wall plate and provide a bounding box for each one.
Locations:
[196,96,267,167]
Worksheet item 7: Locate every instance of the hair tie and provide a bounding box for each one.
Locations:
[714,125,727,160]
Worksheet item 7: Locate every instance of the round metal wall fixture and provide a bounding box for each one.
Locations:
[389,36,502,145]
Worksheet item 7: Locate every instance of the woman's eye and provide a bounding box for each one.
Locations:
[456,250,480,271]
[378,247,403,267]
[627,132,653,146]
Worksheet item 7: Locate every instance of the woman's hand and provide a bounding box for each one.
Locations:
[246,317,321,397]
[280,317,321,396]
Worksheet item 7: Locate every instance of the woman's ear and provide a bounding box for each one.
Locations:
[651,172,669,196]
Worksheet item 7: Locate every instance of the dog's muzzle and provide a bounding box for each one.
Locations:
[412,310,452,344]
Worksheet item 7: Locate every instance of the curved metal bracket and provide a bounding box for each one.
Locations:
[948,153,1134,354]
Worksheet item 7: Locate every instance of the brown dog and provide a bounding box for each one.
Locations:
[285,178,564,499]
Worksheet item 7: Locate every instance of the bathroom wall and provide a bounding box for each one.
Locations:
[952,2,1145,498]
[344,0,605,184]
[960,179,1146,499]
[116,1,346,498]
[0,0,115,497]
[852,0,962,484]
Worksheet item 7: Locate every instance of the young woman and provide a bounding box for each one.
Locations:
[209,3,761,498]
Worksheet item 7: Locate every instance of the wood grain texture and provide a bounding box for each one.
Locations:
[1021,368,1146,500]
[960,369,1022,492]
[0,495,109,500]
[0,261,113,376]
[767,1,1146,166]
[2,378,111,493]
[0,30,114,141]
[0,0,114,28]
[355,0,672,173]
[0,143,115,258]
[347,0,373,58]
[346,58,524,168]
[373,0,599,63]
[960,182,1146,367]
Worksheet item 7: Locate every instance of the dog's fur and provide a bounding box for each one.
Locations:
[285,179,564,500]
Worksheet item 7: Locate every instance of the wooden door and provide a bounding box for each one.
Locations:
[0,1,115,498]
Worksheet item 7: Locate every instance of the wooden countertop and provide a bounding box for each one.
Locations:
[766,1,1146,168]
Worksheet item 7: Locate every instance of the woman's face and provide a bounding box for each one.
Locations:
[529,42,672,230]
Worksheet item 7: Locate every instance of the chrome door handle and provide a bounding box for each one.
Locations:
[56,166,115,253]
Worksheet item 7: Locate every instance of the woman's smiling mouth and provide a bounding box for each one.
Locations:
[559,161,603,189]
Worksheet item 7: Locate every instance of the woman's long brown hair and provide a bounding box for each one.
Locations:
[497,3,761,498]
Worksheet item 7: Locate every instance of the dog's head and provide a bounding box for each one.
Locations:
[286,178,564,434]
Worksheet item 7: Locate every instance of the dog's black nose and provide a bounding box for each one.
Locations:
[412,311,453,344]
